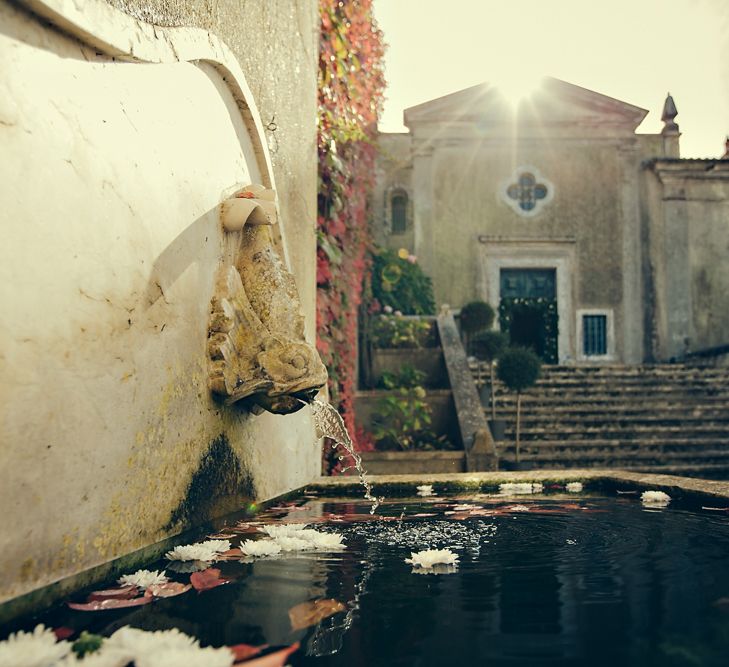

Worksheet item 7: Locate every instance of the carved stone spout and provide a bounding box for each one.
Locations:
[208,185,328,414]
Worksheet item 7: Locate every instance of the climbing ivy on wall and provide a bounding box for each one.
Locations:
[317,0,386,467]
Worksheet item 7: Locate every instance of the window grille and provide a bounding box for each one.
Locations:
[583,314,607,356]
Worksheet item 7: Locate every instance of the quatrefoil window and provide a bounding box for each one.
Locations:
[501,167,553,217]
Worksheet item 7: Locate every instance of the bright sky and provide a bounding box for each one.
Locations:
[373,0,729,158]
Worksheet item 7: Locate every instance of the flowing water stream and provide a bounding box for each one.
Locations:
[310,399,383,514]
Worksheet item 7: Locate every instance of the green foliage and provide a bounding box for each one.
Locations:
[497,347,542,393]
[459,301,495,335]
[379,365,427,389]
[370,315,433,349]
[73,632,104,658]
[371,248,436,315]
[371,386,431,450]
[370,367,454,451]
[471,330,509,362]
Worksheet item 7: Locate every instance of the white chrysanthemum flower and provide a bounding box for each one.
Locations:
[641,490,671,506]
[405,548,459,569]
[117,569,168,590]
[260,524,308,538]
[566,482,583,493]
[135,645,234,667]
[165,542,221,562]
[0,624,71,667]
[306,532,346,550]
[416,484,435,497]
[240,539,282,557]
[499,482,542,495]
[105,627,198,656]
[58,648,130,667]
[275,536,314,552]
[197,540,232,554]
[103,628,233,667]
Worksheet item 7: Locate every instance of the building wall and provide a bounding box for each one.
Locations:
[0,0,319,604]
[644,160,729,359]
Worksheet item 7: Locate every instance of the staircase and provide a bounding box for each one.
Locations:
[474,364,729,477]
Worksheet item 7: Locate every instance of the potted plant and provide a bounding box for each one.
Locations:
[496,347,541,468]
[459,301,495,355]
[471,330,509,439]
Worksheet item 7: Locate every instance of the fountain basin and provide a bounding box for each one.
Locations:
[3,471,729,666]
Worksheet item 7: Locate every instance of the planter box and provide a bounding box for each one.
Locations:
[354,389,459,445]
[370,348,447,388]
[360,451,466,475]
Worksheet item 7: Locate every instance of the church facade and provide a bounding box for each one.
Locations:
[372,78,729,364]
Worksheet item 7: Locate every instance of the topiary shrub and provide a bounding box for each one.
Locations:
[471,330,509,420]
[459,301,495,354]
[496,347,542,464]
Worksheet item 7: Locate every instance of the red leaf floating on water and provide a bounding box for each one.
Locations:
[87,585,139,601]
[207,533,237,540]
[144,582,192,598]
[68,596,152,611]
[190,568,231,592]
[288,599,346,631]
[229,643,268,661]
[53,627,74,640]
[235,642,299,666]
[215,548,244,561]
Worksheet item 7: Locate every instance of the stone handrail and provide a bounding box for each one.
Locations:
[437,310,498,471]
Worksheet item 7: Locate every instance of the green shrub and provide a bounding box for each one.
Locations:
[371,248,435,315]
[471,330,509,362]
[497,347,541,391]
[370,315,433,349]
[379,365,427,389]
[497,347,541,464]
[460,301,495,335]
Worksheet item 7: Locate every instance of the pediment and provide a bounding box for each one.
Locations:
[404,77,648,133]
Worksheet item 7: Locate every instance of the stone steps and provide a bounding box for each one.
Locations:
[472,362,729,475]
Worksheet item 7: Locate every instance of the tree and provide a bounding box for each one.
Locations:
[459,301,495,354]
[496,347,541,465]
[471,330,509,421]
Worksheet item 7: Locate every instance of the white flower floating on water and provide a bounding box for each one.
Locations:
[102,627,233,667]
[240,539,282,557]
[509,505,531,512]
[275,536,315,552]
[641,490,671,507]
[254,526,346,553]
[260,523,309,538]
[416,484,435,497]
[405,548,459,570]
[165,539,231,563]
[566,482,583,493]
[0,624,71,667]
[117,569,168,590]
[499,482,543,495]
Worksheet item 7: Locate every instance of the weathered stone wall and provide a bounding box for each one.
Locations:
[643,160,729,359]
[0,0,319,604]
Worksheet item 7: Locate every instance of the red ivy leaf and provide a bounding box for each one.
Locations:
[68,596,152,611]
[53,627,75,640]
[229,643,268,662]
[236,643,300,667]
[87,585,139,601]
[144,582,192,598]
[190,567,231,592]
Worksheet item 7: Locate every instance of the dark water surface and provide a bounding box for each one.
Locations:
[11,494,729,666]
